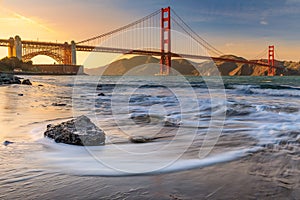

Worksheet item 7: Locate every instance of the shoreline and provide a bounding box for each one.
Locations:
[1,71,87,76]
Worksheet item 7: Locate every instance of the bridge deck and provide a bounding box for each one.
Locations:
[0,39,277,69]
[76,45,278,68]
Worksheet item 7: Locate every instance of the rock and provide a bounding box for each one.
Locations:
[22,79,32,85]
[129,136,155,143]
[130,113,151,123]
[3,140,14,146]
[52,103,67,107]
[0,73,22,84]
[164,117,181,127]
[44,115,105,146]
[98,93,105,96]
[96,84,102,90]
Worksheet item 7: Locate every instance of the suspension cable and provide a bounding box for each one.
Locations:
[76,9,161,45]
[171,8,224,56]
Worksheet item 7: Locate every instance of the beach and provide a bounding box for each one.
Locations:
[0,75,299,199]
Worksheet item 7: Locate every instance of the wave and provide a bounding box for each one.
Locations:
[229,84,300,97]
[255,105,299,113]
[34,138,262,177]
[259,84,300,90]
[250,89,300,97]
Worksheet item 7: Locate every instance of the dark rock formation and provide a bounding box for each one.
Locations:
[52,103,67,107]
[98,93,105,96]
[3,140,14,146]
[0,73,22,84]
[0,73,35,85]
[44,115,105,146]
[21,79,32,85]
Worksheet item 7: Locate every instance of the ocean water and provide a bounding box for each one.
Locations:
[0,75,300,198]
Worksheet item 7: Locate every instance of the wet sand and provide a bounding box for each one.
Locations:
[2,149,298,200]
[1,127,298,200]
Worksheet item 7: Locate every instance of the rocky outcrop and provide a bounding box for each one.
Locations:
[0,73,21,84]
[0,73,32,85]
[44,115,106,146]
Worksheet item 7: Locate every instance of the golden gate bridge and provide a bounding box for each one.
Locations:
[0,7,278,76]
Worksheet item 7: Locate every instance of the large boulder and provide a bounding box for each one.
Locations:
[44,115,105,146]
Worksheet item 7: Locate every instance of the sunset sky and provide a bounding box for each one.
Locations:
[0,0,300,66]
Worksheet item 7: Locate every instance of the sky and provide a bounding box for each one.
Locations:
[0,0,300,65]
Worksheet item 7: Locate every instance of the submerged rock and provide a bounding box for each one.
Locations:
[129,135,172,143]
[44,115,106,146]
[130,113,151,123]
[52,103,67,107]
[164,117,181,127]
[129,136,155,143]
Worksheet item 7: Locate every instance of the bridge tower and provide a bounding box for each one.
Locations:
[63,42,72,65]
[268,45,275,76]
[71,41,77,65]
[160,7,171,75]
[62,41,77,65]
[7,36,22,60]
[14,35,22,60]
[8,37,15,58]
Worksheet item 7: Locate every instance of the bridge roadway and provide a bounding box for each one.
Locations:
[75,45,279,69]
[0,39,278,69]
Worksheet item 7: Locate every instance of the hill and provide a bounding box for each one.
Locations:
[84,55,300,76]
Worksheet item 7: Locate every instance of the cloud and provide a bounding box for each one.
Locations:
[11,11,54,33]
[285,0,300,4]
[260,20,268,25]
[0,7,55,33]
